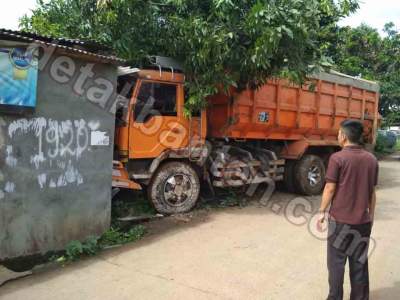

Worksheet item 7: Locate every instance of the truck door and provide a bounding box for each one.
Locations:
[129,80,187,159]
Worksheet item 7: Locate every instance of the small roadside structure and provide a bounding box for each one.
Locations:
[0,29,124,261]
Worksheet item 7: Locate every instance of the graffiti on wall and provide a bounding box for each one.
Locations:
[8,118,90,168]
[1,117,110,197]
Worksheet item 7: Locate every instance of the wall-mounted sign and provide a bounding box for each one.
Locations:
[91,130,110,146]
[0,47,38,113]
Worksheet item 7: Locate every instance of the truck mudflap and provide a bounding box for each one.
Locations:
[209,146,285,188]
[112,161,142,190]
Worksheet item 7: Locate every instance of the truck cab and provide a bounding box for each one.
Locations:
[112,61,212,214]
[115,69,206,163]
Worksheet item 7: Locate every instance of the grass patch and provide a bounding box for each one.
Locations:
[112,191,156,220]
[98,226,146,248]
[54,225,146,263]
[199,188,249,209]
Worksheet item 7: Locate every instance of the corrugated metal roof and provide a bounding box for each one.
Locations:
[0,28,125,64]
[118,66,141,76]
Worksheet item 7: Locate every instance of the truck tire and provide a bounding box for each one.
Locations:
[294,155,326,195]
[148,161,200,214]
[283,160,298,193]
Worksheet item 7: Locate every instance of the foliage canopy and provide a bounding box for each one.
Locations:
[327,22,400,121]
[20,0,359,113]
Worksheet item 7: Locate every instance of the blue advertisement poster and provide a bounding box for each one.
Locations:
[0,47,38,111]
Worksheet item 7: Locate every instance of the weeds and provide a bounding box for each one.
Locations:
[112,191,156,219]
[98,226,146,248]
[219,190,243,207]
[64,237,98,261]
[55,225,146,263]
[199,189,248,209]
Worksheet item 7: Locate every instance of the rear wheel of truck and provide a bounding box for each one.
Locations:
[294,155,326,195]
[283,160,298,193]
[148,161,200,215]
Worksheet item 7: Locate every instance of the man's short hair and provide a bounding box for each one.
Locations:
[340,119,364,145]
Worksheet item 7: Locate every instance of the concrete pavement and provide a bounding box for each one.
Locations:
[0,157,399,299]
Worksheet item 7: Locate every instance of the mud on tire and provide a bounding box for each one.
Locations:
[148,161,200,215]
[294,155,326,196]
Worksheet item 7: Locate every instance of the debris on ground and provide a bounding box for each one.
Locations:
[172,213,194,223]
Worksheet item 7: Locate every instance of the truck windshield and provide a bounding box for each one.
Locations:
[134,82,177,123]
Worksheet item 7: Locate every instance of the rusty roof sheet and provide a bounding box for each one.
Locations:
[0,28,125,64]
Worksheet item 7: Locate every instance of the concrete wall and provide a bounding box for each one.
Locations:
[0,50,117,260]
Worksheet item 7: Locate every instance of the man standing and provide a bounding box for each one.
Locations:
[319,119,379,300]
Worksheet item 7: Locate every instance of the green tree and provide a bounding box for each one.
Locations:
[20,0,359,113]
[379,23,400,118]
[326,22,400,120]
[331,24,382,79]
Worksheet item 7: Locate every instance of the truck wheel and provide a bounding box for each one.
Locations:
[283,160,298,193]
[148,161,200,214]
[294,155,326,195]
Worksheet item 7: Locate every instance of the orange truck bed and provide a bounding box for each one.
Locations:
[207,71,380,145]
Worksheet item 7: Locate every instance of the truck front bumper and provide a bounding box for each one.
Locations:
[112,161,142,190]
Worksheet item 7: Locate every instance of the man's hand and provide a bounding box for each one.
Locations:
[317,210,327,232]
[317,182,336,232]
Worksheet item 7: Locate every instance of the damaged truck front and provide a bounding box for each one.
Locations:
[112,57,380,215]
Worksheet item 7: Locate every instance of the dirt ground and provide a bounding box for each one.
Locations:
[0,155,399,300]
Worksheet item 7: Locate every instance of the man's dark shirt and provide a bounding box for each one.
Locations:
[326,145,379,225]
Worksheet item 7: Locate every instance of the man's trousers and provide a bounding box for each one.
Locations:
[327,221,372,300]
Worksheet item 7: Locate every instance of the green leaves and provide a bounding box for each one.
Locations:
[58,225,146,262]
[214,0,235,9]
[325,23,400,118]
[64,236,99,261]
[20,0,359,113]
[281,26,294,39]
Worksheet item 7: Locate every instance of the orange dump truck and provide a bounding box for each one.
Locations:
[113,57,380,214]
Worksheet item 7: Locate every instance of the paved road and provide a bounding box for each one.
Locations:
[1,156,399,299]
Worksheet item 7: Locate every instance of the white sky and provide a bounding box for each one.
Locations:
[339,0,400,34]
[0,0,38,30]
[0,0,399,34]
